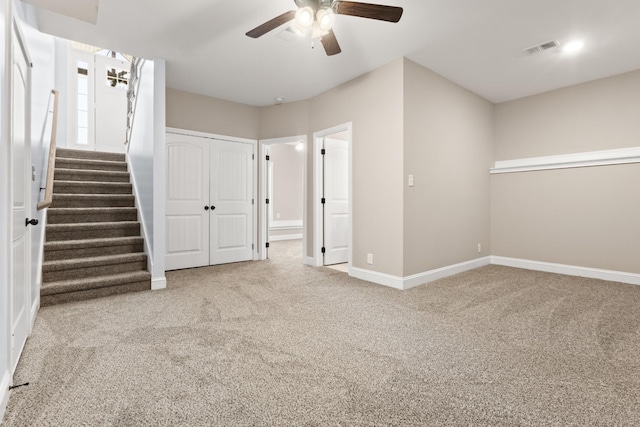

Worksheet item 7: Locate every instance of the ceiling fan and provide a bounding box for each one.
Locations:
[246,0,403,56]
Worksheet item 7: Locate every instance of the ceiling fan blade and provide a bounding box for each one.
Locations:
[321,30,342,56]
[246,10,297,38]
[332,1,403,23]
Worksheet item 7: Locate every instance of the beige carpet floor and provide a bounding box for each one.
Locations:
[3,240,640,426]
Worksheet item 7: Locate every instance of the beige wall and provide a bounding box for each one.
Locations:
[167,60,404,273]
[492,165,640,273]
[269,143,304,222]
[495,71,640,160]
[403,59,493,276]
[259,100,310,140]
[166,60,640,279]
[492,71,640,273]
[166,88,260,140]
[309,58,405,275]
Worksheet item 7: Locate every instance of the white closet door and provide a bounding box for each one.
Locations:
[209,140,254,265]
[165,134,210,270]
[323,138,349,265]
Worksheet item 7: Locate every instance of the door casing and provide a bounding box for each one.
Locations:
[258,135,308,261]
[313,123,352,269]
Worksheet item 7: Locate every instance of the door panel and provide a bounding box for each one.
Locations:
[210,140,254,265]
[165,135,210,270]
[94,55,127,153]
[323,138,349,265]
[11,31,30,374]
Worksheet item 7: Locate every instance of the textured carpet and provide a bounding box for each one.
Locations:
[3,240,640,426]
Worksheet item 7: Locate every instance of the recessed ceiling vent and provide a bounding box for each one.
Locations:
[524,40,559,55]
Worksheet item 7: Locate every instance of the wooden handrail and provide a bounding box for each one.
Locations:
[37,89,59,210]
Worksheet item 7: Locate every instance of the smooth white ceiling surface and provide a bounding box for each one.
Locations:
[23,0,98,24]
[27,0,640,106]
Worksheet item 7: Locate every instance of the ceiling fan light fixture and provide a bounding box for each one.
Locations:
[316,8,335,31]
[295,6,314,29]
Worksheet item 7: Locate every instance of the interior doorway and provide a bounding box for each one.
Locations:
[313,123,352,270]
[259,136,307,261]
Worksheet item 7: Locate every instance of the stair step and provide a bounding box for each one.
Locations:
[47,207,138,224]
[44,236,144,261]
[52,193,135,208]
[55,157,127,172]
[40,271,151,307]
[42,253,147,282]
[53,180,133,195]
[46,221,140,241]
[56,148,125,162]
[54,168,130,183]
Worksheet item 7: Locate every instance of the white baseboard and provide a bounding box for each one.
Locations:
[269,234,303,242]
[350,256,491,290]
[491,256,640,286]
[403,256,492,290]
[304,256,316,266]
[151,276,167,290]
[350,267,404,289]
[1,370,10,423]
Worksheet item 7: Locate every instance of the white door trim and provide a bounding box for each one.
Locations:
[166,127,258,261]
[258,135,307,261]
[313,123,352,269]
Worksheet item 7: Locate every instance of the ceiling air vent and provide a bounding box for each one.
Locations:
[524,40,559,55]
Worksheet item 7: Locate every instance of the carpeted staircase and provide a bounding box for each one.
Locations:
[41,148,151,306]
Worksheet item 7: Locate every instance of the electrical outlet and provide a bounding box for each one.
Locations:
[477,243,482,253]
[367,253,373,264]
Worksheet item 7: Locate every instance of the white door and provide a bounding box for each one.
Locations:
[10,28,31,374]
[94,55,128,153]
[165,134,210,270]
[323,138,349,265]
[210,140,254,265]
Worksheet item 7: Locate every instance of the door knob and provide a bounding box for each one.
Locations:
[25,218,39,226]
[204,206,209,211]
[210,206,216,210]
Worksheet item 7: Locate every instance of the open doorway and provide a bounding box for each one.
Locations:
[313,123,352,271]
[260,136,307,262]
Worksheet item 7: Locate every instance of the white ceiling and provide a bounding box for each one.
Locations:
[26,0,640,106]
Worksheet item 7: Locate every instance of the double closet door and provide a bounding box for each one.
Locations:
[166,133,254,270]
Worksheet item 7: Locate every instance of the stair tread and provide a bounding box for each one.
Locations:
[55,168,129,175]
[48,207,137,212]
[53,180,132,186]
[45,236,143,249]
[47,220,139,228]
[41,270,151,296]
[53,193,134,198]
[55,148,126,161]
[43,252,147,270]
[55,157,125,165]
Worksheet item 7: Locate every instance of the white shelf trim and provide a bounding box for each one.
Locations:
[490,146,640,174]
